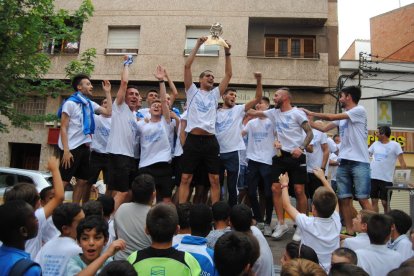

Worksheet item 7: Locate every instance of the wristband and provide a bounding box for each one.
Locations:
[225,52,231,56]
[158,80,165,83]
[281,184,288,189]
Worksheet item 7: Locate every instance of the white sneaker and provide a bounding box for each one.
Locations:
[292,227,302,241]
[264,224,272,237]
[271,223,289,240]
[256,222,265,232]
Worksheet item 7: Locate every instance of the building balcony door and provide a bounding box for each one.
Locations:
[10,143,41,170]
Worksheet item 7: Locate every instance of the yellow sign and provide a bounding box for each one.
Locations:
[377,101,392,125]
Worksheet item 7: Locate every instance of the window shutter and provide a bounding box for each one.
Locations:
[107,28,140,49]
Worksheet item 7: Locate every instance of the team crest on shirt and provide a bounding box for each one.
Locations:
[144,124,163,142]
[216,110,234,133]
[195,99,213,113]
[276,115,292,132]
[96,126,110,137]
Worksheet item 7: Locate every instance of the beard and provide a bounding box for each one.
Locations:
[274,102,281,109]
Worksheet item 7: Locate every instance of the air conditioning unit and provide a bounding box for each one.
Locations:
[105,48,139,55]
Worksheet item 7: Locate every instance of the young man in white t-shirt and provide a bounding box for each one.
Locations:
[106,56,139,211]
[136,65,173,203]
[280,168,341,272]
[342,209,375,251]
[387,209,414,261]
[303,86,372,236]
[58,75,112,203]
[248,88,314,240]
[242,96,275,236]
[216,72,263,206]
[178,36,232,204]
[369,125,406,212]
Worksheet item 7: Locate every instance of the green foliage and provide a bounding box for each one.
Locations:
[65,48,97,79]
[0,0,94,132]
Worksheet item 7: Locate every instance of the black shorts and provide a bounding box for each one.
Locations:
[88,151,109,185]
[107,154,137,192]
[271,151,308,185]
[139,162,173,200]
[181,133,220,175]
[371,179,393,201]
[59,144,91,182]
[306,172,325,199]
[172,156,182,187]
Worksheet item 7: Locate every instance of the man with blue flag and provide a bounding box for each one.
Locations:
[58,74,112,203]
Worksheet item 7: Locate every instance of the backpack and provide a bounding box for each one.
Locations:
[9,258,41,276]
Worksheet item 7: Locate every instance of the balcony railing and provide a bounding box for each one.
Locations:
[247,51,320,59]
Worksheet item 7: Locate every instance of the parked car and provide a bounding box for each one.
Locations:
[0,167,72,203]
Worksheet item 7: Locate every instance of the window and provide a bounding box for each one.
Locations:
[265,36,317,58]
[15,97,46,116]
[105,27,140,55]
[42,18,81,54]
[378,100,414,128]
[185,27,219,56]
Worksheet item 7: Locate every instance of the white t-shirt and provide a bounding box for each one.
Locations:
[325,137,338,176]
[306,129,328,173]
[356,244,403,276]
[26,208,48,260]
[216,104,246,153]
[58,100,100,150]
[168,119,177,156]
[91,115,111,153]
[387,234,414,261]
[296,211,341,272]
[251,226,275,276]
[239,135,248,166]
[243,118,276,165]
[136,117,171,168]
[106,102,139,158]
[174,111,187,157]
[139,107,151,119]
[342,232,370,251]
[41,217,60,244]
[329,153,339,181]
[369,141,403,182]
[35,236,81,276]
[264,107,307,152]
[333,105,369,163]
[185,83,220,134]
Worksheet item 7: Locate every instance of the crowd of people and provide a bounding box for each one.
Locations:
[0,36,413,276]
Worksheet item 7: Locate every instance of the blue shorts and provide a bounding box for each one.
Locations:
[336,159,371,199]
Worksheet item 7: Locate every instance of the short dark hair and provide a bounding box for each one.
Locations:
[177,203,192,229]
[52,203,83,232]
[332,247,358,265]
[72,74,90,92]
[329,263,369,276]
[190,204,212,237]
[261,96,270,105]
[378,125,391,138]
[146,89,158,98]
[131,174,155,204]
[82,200,103,218]
[146,203,178,243]
[214,231,256,276]
[39,186,54,201]
[340,86,361,104]
[98,260,136,276]
[285,241,319,264]
[126,85,139,92]
[312,187,337,218]
[212,201,231,221]
[333,134,340,141]
[199,70,213,79]
[224,88,236,95]
[388,209,412,235]
[4,183,40,209]
[230,204,252,232]
[76,215,109,241]
[97,195,115,218]
[367,214,393,244]
[0,200,36,243]
[360,209,376,224]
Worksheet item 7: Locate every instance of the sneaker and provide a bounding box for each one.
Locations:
[271,223,289,240]
[264,224,272,237]
[256,222,265,232]
[292,227,301,241]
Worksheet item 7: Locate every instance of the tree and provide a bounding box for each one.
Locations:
[0,0,94,132]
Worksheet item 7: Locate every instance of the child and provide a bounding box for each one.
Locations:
[97,195,116,253]
[355,214,403,276]
[280,168,341,272]
[98,260,136,276]
[172,202,192,246]
[127,203,201,275]
[342,210,375,251]
[281,241,319,266]
[39,186,61,243]
[0,200,41,275]
[4,156,65,259]
[387,209,413,261]
[206,201,231,249]
[331,247,357,265]
[65,216,126,275]
[35,203,85,276]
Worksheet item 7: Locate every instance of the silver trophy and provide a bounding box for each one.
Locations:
[205,22,229,48]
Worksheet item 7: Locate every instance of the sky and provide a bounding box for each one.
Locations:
[338,0,414,57]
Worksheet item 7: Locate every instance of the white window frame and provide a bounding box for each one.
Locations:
[105,26,140,55]
[185,27,219,57]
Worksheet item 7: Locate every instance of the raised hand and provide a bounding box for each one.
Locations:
[154,65,166,80]
[102,80,111,93]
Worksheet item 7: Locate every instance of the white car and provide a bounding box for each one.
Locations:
[0,167,72,203]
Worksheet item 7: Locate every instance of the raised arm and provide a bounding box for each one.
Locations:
[280,173,300,220]
[97,80,112,116]
[245,72,262,111]
[321,142,329,170]
[115,55,131,105]
[302,108,349,122]
[155,65,170,122]
[246,109,267,119]
[184,37,207,90]
[165,68,178,108]
[44,156,64,218]
[218,41,233,96]
[313,168,339,212]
